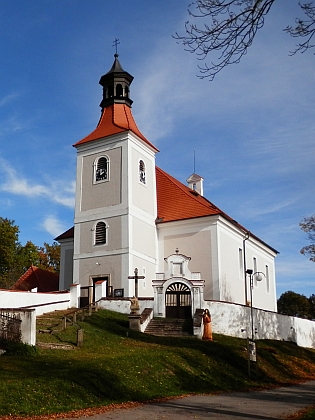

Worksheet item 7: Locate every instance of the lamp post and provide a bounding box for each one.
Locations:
[245,269,265,375]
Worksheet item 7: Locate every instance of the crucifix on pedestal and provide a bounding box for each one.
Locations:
[128,268,145,298]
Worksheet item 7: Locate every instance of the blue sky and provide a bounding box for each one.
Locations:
[0,0,314,298]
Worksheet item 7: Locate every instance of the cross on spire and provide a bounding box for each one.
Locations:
[112,38,120,56]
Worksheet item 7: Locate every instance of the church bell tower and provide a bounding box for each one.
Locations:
[72,54,159,299]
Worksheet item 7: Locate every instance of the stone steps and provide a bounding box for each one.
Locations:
[144,318,193,337]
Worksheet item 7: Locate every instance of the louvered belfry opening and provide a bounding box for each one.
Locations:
[95,221,106,245]
[165,282,192,319]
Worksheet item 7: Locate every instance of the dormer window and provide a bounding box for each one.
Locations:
[95,221,107,245]
[94,156,109,183]
[139,160,146,185]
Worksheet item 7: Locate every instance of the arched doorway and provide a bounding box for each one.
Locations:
[165,282,192,319]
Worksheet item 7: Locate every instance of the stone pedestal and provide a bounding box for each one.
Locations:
[128,314,141,332]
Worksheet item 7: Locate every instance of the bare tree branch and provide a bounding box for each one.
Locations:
[174,0,315,80]
[284,2,315,54]
[300,214,315,262]
[174,0,275,80]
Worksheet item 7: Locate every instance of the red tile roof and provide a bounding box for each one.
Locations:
[156,166,222,222]
[11,266,59,293]
[73,103,159,152]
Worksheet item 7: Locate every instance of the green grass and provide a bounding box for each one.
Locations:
[289,407,315,419]
[300,409,315,419]
[1,309,315,417]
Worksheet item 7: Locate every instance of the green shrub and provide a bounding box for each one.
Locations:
[0,338,37,356]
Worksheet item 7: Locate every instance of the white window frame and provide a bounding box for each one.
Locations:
[139,159,146,185]
[253,257,257,287]
[93,155,110,184]
[93,220,108,246]
[265,265,270,293]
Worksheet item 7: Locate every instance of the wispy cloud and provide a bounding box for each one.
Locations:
[0,115,35,136]
[239,196,301,219]
[42,215,66,237]
[0,92,19,107]
[0,158,74,208]
[133,40,204,141]
[0,197,13,207]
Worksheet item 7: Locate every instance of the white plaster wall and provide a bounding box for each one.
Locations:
[244,237,277,312]
[20,309,36,345]
[205,300,315,349]
[128,137,157,214]
[217,225,245,304]
[157,218,216,298]
[129,254,155,298]
[127,134,158,299]
[0,309,36,346]
[0,289,71,316]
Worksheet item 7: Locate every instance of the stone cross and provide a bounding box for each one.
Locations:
[128,268,145,298]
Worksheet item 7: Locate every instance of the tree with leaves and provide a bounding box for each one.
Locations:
[277,290,313,319]
[37,242,60,274]
[175,1,315,80]
[0,217,60,289]
[300,214,315,262]
[0,218,20,288]
[309,294,315,319]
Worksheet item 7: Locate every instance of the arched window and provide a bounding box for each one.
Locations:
[116,84,123,97]
[95,221,107,245]
[108,84,114,98]
[139,159,146,185]
[94,156,109,183]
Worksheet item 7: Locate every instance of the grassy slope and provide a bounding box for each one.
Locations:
[1,309,315,417]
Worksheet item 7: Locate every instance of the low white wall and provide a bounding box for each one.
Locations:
[0,286,81,346]
[0,309,36,346]
[98,298,154,314]
[0,289,71,316]
[205,301,315,349]
[0,285,80,316]
[19,309,36,345]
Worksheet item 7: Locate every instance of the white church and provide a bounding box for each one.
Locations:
[56,54,278,317]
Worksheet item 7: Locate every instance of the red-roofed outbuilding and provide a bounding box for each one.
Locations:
[11,266,59,293]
